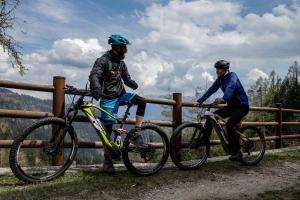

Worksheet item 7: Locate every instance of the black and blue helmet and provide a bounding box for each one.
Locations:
[108,34,130,46]
[214,60,230,69]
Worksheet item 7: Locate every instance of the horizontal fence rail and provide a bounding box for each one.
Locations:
[1,77,300,165]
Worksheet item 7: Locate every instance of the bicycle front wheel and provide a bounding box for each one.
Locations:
[170,123,209,170]
[239,125,266,166]
[122,123,169,176]
[9,117,78,183]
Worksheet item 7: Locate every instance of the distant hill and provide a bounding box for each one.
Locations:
[0,88,52,112]
[0,88,103,166]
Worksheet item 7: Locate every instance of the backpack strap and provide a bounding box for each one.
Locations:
[106,59,113,76]
[101,58,115,94]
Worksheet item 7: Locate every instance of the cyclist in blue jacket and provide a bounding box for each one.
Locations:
[196,60,249,161]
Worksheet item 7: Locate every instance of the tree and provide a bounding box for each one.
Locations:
[0,0,25,75]
[275,61,300,109]
[247,62,300,136]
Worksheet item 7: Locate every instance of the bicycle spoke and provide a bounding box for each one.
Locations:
[10,118,77,182]
[238,126,265,165]
[123,124,169,175]
[170,123,209,170]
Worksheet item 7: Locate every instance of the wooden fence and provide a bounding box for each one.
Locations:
[1,76,300,164]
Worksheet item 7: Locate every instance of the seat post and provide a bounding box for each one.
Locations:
[119,103,132,128]
[124,104,131,120]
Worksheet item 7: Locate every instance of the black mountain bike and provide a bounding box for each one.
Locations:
[9,85,169,183]
[170,103,266,170]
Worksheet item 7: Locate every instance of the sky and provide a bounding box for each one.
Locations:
[1,0,300,99]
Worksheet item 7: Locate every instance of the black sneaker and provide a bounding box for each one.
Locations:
[106,142,121,161]
[229,151,242,161]
[102,157,116,174]
[131,126,146,147]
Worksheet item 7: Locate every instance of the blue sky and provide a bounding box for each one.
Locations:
[1,0,300,99]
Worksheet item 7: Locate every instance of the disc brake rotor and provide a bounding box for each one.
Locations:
[43,143,59,156]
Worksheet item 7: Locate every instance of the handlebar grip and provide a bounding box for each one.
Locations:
[65,86,91,96]
[201,102,218,108]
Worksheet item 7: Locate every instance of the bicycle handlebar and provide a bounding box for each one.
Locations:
[199,102,218,108]
[64,85,90,96]
[65,85,111,99]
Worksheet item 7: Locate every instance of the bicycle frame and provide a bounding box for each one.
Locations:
[80,101,116,148]
[63,94,131,149]
[204,110,230,153]
[202,108,249,153]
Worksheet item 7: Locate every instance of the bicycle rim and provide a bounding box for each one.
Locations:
[239,126,266,166]
[122,124,169,176]
[9,117,78,182]
[170,123,209,170]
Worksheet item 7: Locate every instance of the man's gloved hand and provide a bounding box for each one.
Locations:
[91,89,103,100]
[128,80,138,90]
[193,102,201,107]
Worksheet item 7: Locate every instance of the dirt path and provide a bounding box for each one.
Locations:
[1,148,300,200]
[133,158,300,200]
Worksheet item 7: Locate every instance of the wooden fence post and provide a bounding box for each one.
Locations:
[275,103,282,148]
[173,93,182,159]
[52,76,65,165]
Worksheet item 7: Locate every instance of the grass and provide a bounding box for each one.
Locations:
[254,183,300,200]
[0,150,300,200]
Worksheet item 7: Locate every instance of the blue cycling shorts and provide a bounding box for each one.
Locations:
[100,92,136,125]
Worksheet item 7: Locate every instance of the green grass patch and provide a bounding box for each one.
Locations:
[252,182,300,200]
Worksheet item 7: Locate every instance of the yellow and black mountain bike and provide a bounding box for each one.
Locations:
[9,85,169,183]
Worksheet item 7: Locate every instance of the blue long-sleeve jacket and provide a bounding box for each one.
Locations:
[197,72,249,106]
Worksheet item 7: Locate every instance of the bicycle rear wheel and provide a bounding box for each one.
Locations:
[170,123,209,170]
[9,117,78,183]
[238,125,266,166]
[122,123,169,176]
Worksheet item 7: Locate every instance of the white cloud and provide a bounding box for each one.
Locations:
[132,0,300,94]
[248,68,269,81]
[2,0,300,99]
[128,50,173,88]
[0,38,105,98]
[140,0,241,31]
[137,0,300,61]
[201,71,214,82]
[24,38,104,68]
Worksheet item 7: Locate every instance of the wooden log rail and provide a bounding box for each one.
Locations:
[1,78,300,164]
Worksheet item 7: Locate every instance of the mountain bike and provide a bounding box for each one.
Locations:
[9,85,169,183]
[170,103,266,170]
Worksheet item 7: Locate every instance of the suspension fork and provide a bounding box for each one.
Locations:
[51,108,77,146]
[190,124,203,142]
[51,123,73,146]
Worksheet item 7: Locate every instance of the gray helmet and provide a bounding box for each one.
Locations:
[214,60,230,69]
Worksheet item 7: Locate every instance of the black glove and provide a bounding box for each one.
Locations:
[128,80,138,90]
[91,89,103,100]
